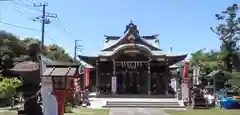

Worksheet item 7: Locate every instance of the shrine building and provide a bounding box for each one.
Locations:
[79,22,187,95]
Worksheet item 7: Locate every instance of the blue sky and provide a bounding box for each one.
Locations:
[0,0,238,58]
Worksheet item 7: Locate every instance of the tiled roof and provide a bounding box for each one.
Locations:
[9,55,61,72]
[104,39,118,49]
[10,61,39,72]
[42,67,77,76]
[98,47,186,57]
[79,60,94,68]
[144,39,160,49]
[102,22,161,51]
[104,35,160,50]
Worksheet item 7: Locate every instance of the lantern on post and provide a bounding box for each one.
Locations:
[42,65,79,115]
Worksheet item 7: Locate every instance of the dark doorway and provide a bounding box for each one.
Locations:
[116,70,147,94]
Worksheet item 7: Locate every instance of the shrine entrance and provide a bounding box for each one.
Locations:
[111,47,152,95]
[114,60,149,94]
[116,70,148,94]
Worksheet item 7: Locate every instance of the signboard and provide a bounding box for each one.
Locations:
[111,76,117,93]
[193,66,200,85]
[170,78,177,92]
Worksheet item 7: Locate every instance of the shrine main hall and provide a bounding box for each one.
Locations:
[79,22,187,95]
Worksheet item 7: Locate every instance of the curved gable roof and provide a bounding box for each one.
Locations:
[102,22,161,51]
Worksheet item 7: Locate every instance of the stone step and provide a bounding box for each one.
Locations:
[98,94,175,98]
[104,104,185,108]
[107,101,179,103]
[104,101,185,108]
[107,102,180,105]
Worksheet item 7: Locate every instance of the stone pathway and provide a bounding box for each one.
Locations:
[108,108,169,115]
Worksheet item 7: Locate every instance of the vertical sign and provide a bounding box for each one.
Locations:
[74,78,80,92]
[193,66,200,85]
[182,61,188,83]
[196,66,200,85]
[84,68,90,88]
[111,76,117,93]
[193,67,197,85]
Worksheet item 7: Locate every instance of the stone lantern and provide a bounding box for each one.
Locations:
[9,41,43,115]
[42,65,79,115]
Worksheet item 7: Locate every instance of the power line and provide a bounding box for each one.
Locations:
[53,22,69,36]
[21,0,34,4]
[0,20,40,31]
[0,1,56,46]
[0,1,37,20]
[54,18,77,42]
[6,2,34,20]
[47,35,55,44]
[0,21,55,45]
[11,0,41,13]
[9,1,39,16]
[15,0,32,5]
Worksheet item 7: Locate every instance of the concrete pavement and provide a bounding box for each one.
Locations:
[108,108,169,115]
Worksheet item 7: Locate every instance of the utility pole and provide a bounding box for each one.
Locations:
[170,47,172,52]
[41,3,46,51]
[74,40,82,61]
[33,3,57,51]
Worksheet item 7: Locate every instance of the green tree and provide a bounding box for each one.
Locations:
[0,30,76,76]
[211,4,240,72]
[45,44,74,62]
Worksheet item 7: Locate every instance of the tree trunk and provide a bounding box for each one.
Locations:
[224,57,232,72]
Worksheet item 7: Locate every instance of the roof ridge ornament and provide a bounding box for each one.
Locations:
[124,20,139,34]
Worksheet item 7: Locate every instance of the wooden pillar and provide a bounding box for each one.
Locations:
[156,73,160,94]
[137,72,140,93]
[165,59,169,95]
[96,60,99,92]
[112,60,116,94]
[147,61,151,95]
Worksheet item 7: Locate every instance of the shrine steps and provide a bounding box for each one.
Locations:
[97,94,175,98]
[102,98,185,108]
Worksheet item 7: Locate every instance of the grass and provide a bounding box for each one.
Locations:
[0,108,108,115]
[64,108,109,115]
[165,107,240,115]
[0,111,16,115]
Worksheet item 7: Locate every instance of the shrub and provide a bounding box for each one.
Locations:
[0,76,22,108]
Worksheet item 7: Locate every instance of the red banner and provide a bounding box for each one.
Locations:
[84,68,90,88]
[182,61,188,83]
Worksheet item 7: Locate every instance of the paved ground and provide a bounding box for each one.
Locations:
[108,108,169,115]
[0,104,21,112]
